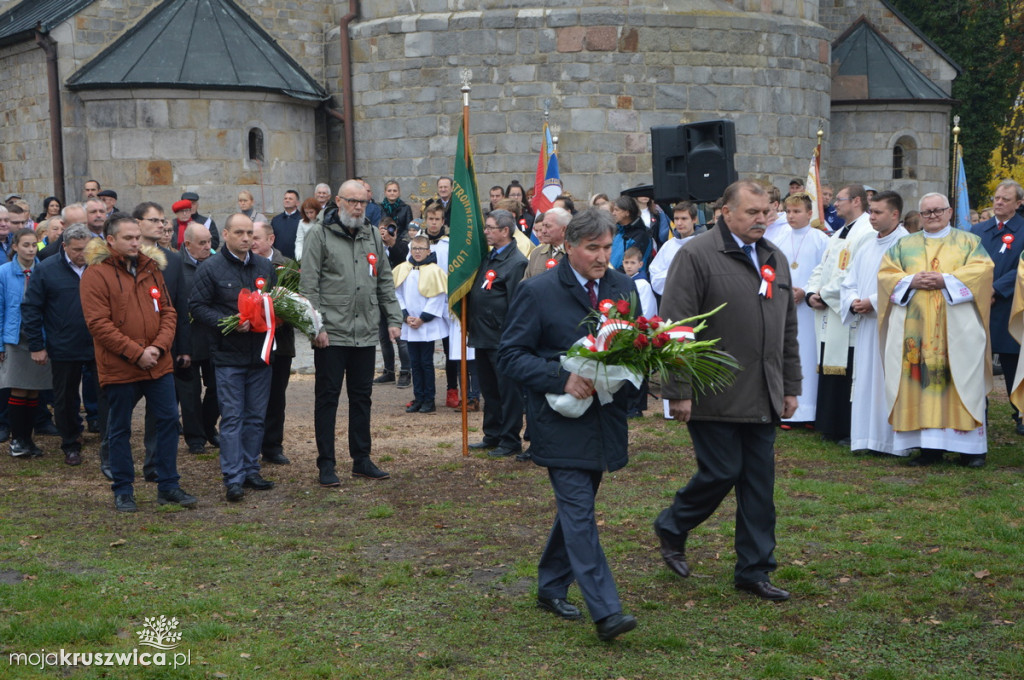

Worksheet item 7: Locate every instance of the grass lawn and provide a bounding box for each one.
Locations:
[1,389,1022,679]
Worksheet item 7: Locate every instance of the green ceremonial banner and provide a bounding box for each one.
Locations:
[447,117,487,317]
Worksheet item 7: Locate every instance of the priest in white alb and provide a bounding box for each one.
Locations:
[839,191,910,456]
[778,193,829,427]
[877,193,994,467]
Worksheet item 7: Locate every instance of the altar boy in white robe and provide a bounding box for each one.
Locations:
[839,191,910,456]
[778,193,829,428]
[394,234,449,414]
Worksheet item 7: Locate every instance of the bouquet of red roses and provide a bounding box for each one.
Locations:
[546,294,737,418]
[218,275,323,344]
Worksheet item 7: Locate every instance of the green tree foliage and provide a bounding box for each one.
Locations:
[889,0,1022,205]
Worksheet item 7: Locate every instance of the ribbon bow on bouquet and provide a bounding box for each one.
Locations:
[236,277,276,364]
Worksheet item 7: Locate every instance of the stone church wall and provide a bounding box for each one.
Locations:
[0,41,55,203]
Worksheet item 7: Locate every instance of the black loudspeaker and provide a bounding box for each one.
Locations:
[651,120,737,203]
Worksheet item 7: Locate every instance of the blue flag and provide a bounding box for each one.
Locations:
[954,146,971,230]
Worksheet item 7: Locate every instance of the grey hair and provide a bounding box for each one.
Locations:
[996,179,1024,202]
[545,207,572,229]
[565,207,616,247]
[918,192,950,211]
[62,223,93,243]
[61,203,84,220]
[487,209,516,233]
[315,182,331,193]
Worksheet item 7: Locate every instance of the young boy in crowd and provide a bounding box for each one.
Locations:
[621,246,656,419]
[392,235,448,414]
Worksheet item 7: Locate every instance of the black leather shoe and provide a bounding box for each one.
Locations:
[418,401,436,413]
[396,372,411,388]
[208,434,221,448]
[158,488,198,508]
[595,613,637,641]
[655,528,690,578]
[373,371,396,384]
[352,459,390,480]
[959,454,986,468]
[144,470,158,483]
[243,473,275,490]
[319,467,341,487]
[469,439,499,450]
[188,443,206,454]
[262,452,291,465]
[1016,422,1024,436]
[87,419,100,434]
[488,445,522,458]
[537,597,582,620]
[405,400,422,413]
[736,581,790,601]
[64,449,82,466]
[908,450,943,467]
[225,483,244,502]
[114,494,138,512]
[515,448,532,462]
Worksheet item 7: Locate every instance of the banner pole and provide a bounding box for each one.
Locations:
[951,116,961,209]
[815,128,824,228]
[460,75,471,456]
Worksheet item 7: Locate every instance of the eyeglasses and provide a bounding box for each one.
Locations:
[410,247,430,252]
[920,208,950,218]
[340,197,368,206]
[483,225,503,231]
[143,217,168,225]
[834,197,851,203]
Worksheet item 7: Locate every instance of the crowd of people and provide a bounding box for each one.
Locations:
[1,169,1019,641]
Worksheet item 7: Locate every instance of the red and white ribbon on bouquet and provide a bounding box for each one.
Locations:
[1000,232,1014,254]
[254,277,275,365]
[666,326,695,342]
[759,265,775,298]
[595,318,635,351]
[149,286,161,312]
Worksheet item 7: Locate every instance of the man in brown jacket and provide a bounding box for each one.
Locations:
[81,213,197,513]
[654,180,801,601]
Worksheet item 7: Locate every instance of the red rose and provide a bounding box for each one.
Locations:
[649,315,663,330]
[599,299,614,314]
[616,299,631,315]
[637,316,649,331]
[653,332,670,348]
[633,334,649,349]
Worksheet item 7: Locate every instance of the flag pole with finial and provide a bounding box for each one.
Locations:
[951,115,961,208]
[459,69,471,456]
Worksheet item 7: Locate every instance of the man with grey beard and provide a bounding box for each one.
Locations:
[300,180,403,487]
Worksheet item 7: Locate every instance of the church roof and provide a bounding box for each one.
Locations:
[66,0,328,102]
[0,0,95,48]
[832,17,952,103]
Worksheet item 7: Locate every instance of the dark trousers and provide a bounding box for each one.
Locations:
[378,310,409,374]
[442,336,457,391]
[814,346,853,442]
[538,467,621,622]
[51,360,105,451]
[475,347,523,448]
[82,362,99,421]
[655,421,778,585]
[313,345,374,470]
[215,364,271,486]
[177,359,219,447]
[262,355,292,456]
[408,340,435,403]
[105,374,180,496]
[999,352,1019,421]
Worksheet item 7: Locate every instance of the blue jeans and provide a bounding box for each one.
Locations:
[105,374,180,496]
[215,364,271,486]
[408,340,436,402]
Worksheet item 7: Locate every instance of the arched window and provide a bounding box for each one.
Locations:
[248,128,264,163]
[893,135,917,180]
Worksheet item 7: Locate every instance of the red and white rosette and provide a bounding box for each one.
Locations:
[1000,232,1014,254]
[149,286,161,312]
[546,258,558,270]
[481,269,496,290]
[595,318,635,351]
[759,265,775,298]
[518,218,528,232]
[367,252,377,277]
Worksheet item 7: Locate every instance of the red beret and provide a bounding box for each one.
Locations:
[172,199,192,213]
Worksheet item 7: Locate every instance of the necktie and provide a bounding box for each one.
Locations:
[489,249,497,261]
[741,244,755,267]
[23,269,30,294]
[998,221,1005,231]
[585,280,598,309]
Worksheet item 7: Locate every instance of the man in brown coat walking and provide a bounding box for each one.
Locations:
[653,180,801,601]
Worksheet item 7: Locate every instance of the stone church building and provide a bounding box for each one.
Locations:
[0,0,957,218]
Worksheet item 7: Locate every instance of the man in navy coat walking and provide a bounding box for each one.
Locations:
[972,179,1024,435]
[498,208,638,642]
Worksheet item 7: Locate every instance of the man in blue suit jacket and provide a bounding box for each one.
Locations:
[498,208,638,642]
[971,179,1024,434]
